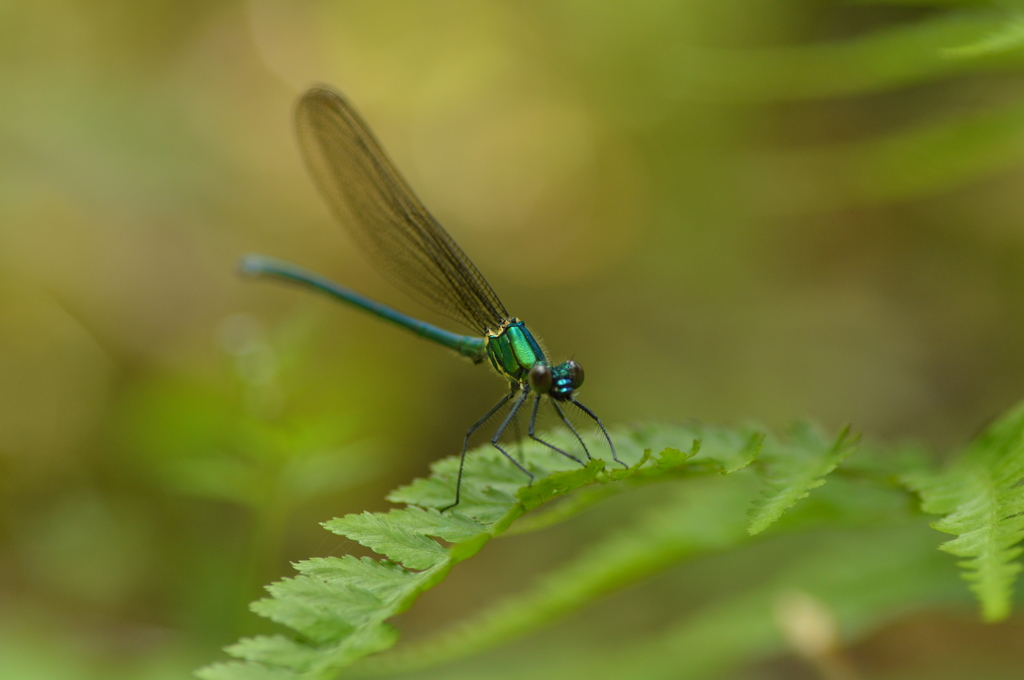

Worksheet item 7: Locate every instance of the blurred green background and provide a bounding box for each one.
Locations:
[4,0,1024,678]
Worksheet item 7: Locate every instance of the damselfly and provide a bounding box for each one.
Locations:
[242,86,621,509]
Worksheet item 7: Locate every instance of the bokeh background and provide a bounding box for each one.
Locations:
[4,1,1024,678]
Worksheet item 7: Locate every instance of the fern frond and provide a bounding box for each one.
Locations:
[197,423,765,680]
[320,512,448,570]
[351,473,763,675]
[747,424,858,535]
[904,400,1024,621]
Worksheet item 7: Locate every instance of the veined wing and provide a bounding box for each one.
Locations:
[295,86,508,335]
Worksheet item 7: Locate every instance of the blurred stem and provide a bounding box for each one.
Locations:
[774,590,862,680]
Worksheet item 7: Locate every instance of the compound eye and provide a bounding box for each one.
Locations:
[528,363,553,394]
[567,360,584,389]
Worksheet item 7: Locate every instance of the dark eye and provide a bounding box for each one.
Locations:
[567,360,584,389]
[528,363,553,394]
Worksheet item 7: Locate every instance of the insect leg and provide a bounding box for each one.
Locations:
[441,387,518,512]
[551,399,591,461]
[528,395,583,465]
[572,398,625,468]
[490,387,534,485]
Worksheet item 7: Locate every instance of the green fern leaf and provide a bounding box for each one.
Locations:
[321,512,447,570]
[654,446,696,470]
[352,473,761,675]
[517,459,605,510]
[747,424,857,535]
[353,459,926,677]
[294,556,417,598]
[904,400,1024,621]
[386,451,524,524]
[196,661,299,680]
[223,636,322,673]
[381,507,488,542]
[197,423,773,680]
[249,575,380,642]
[627,422,762,474]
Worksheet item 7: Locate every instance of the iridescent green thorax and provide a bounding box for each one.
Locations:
[485,319,547,383]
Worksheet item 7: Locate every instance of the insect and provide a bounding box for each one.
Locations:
[241,86,621,509]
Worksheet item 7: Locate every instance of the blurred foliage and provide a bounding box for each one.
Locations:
[5,0,1024,678]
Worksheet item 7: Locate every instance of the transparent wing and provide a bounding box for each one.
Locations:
[295,86,508,335]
